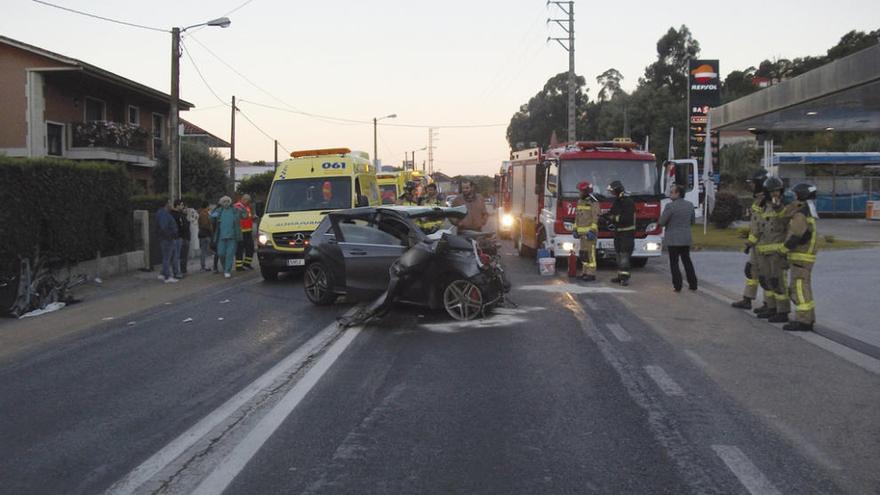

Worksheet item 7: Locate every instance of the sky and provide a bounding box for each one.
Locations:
[2,0,878,176]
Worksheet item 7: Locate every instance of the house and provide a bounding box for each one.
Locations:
[0,35,194,193]
[181,119,231,151]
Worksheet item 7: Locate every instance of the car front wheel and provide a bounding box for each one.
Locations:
[443,279,483,321]
[304,262,336,305]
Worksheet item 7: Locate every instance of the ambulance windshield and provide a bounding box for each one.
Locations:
[559,160,658,198]
[266,177,352,212]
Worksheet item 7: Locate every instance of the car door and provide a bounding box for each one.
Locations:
[338,213,409,300]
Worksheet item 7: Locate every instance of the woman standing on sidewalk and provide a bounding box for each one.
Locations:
[210,196,242,279]
[659,184,698,292]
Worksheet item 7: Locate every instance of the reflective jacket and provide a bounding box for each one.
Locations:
[575,197,598,236]
[609,195,636,233]
[745,197,764,247]
[235,202,254,232]
[781,201,817,265]
[756,201,788,254]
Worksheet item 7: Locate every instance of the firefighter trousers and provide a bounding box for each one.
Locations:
[236,231,254,269]
[742,248,760,300]
[789,263,815,324]
[579,240,597,276]
[614,233,634,280]
[757,251,790,313]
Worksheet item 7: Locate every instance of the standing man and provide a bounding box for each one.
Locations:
[755,177,791,322]
[234,194,255,271]
[658,184,698,292]
[422,183,442,206]
[781,183,819,331]
[732,169,768,309]
[572,181,598,282]
[604,180,635,286]
[155,199,181,283]
[452,179,488,232]
[172,199,191,277]
[211,196,242,279]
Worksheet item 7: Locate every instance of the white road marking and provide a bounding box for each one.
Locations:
[684,349,709,370]
[793,332,880,376]
[105,312,353,495]
[605,323,632,342]
[583,298,600,311]
[644,365,685,396]
[712,445,781,495]
[191,326,363,495]
[420,306,546,333]
[517,283,633,294]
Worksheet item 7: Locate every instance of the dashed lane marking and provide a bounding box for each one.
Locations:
[517,283,634,294]
[644,365,685,397]
[711,445,781,495]
[684,349,709,370]
[605,323,632,342]
[583,298,600,311]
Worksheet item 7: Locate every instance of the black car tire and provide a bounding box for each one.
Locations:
[304,262,336,305]
[260,266,279,281]
[442,279,484,321]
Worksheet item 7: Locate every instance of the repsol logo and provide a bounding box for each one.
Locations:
[691,84,718,91]
[322,162,346,169]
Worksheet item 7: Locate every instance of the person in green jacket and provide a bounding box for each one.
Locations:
[210,196,243,278]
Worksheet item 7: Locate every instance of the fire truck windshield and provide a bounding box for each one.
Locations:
[559,160,658,198]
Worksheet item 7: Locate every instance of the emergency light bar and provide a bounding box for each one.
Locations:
[573,141,638,151]
[290,147,352,158]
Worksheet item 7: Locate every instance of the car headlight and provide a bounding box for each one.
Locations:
[258,231,270,246]
[562,221,574,232]
[501,213,514,227]
[562,242,574,252]
[646,222,658,232]
[646,242,661,251]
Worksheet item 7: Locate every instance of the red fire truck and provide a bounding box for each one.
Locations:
[504,141,664,266]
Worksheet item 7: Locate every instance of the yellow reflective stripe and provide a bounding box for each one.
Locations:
[796,300,816,311]
[774,293,789,301]
[746,279,759,287]
[751,204,763,213]
[789,253,816,263]
[757,243,783,253]
[582,262,597,268]
[617,226,636,232]
[589,223,598,230]
[576,205,592,210]
[779,246,790,254]
[765,290,777,298]
[806,217,817,254]
[576,227,589,233]
[748,234,758,244]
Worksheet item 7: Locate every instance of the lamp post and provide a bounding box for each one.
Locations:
[169,16,231,201]
[372,113,397,168]
[412,146,427,171]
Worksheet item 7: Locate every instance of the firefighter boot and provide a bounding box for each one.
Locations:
[783,321,813,332]
[768,312,789,323]
[752,303,769,314]
[580,274,596,282]
[731,298,753,309]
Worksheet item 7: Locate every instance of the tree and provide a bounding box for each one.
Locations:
[719,142,763,187]
[596,68,624,102]
[237,170,275,201]
[722,67,758,103]
[153,142,228,201]
[506,72,590,149]
[847,136,880,152]
[826,29,880,60]
[643,25,700,98]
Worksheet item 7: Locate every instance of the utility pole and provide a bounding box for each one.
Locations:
[427,127,439,175]
[229,95,236,194]
[548,1,576,143]
[274,139,278,172]
[169,27,180,201]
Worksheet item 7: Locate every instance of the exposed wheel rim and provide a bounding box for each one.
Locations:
[304,264,328,301]
[443,280,483,321]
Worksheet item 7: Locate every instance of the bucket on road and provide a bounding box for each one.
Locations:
[538,257,556,276]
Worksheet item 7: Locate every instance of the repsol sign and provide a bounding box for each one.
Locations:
[690,83,719,91]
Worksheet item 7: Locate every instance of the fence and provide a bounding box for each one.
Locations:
[811,176,880,216]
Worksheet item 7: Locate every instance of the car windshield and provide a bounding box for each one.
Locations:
[266,177,352,213]
[559,160,658,198]
[379,184,398,204]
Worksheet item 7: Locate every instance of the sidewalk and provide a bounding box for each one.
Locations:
[684,247,880,358]
[0,259,261,362]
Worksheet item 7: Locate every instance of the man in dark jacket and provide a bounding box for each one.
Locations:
[658,184,697,291]
[604,181,635,286]
[155,199,181,283]
[172,199,191,276]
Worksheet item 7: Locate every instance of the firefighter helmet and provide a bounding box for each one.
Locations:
[762,176,784,192]
[792,182,817,201]
[748,169,769,193]
[577,181,593,193]
[607,180,625,196]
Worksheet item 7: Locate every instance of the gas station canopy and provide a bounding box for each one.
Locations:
[709,44,880,132]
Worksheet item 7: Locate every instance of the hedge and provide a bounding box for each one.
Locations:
[0,156,133,264]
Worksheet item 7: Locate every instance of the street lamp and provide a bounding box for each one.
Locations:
[412,146,427,171]
[169,17,231,201]
[373,113,397,168]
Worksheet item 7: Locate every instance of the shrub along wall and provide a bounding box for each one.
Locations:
[0,156,134,264]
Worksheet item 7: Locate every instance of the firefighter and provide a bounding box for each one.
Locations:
[397,182,419,206]
[732,169,768,310]
[416,183,445,233]
[604,180,635,286]
[755,177,791,322]
[572,180,599,282]
[234,194,254,271]
[781,183,818,331]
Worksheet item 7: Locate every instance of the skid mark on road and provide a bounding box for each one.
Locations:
[420,306,547,333]
[712,445,781,495]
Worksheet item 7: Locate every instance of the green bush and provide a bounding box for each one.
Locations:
[152,142,229,199]
[709,191,742,229]
[0,156,133,264]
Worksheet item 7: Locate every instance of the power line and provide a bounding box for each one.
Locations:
[237,107,290,153]
[31,0,168,32]
[222,0,258,17]
[182,43,230,107]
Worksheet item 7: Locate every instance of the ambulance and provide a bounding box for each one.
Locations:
[377,171,403,204]
[256,148,381,280]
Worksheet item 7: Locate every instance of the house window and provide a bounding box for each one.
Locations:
[47,122,64,156]
[128,106,140,126]
[84,97,106,122]
[152,114,164,155]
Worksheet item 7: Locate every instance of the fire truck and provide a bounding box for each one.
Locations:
[495,160,513,239]
[505,140,664,266]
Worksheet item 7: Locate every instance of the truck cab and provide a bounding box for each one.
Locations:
[256,147,380,280]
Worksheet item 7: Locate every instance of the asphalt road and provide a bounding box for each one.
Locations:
[1,245,878,494]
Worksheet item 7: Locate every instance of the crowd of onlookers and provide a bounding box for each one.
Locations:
[154,195,255,283]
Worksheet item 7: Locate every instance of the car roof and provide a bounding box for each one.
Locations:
[329,205,467,219]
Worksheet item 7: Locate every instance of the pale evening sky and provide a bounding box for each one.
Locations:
[2,0,878,176]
